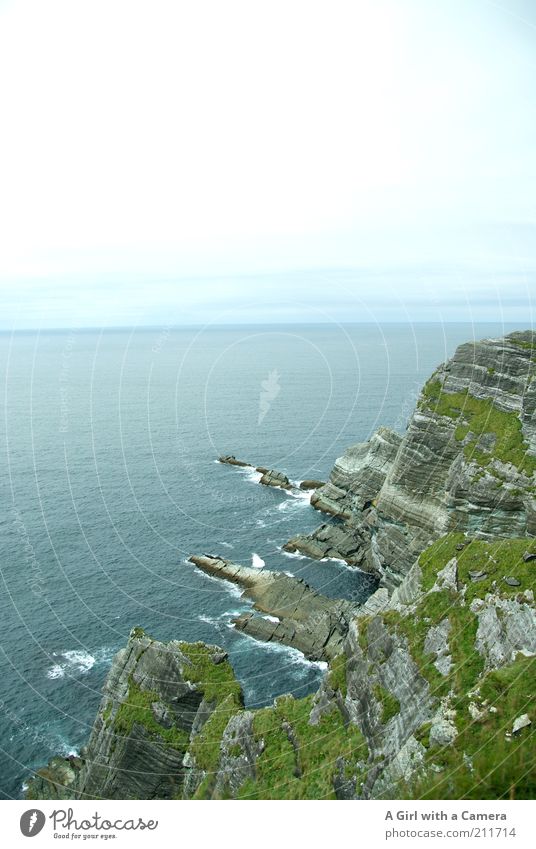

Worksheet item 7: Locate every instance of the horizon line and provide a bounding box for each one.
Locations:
[0,319,530,334]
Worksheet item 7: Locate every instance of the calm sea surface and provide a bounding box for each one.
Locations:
[0,322,521,797]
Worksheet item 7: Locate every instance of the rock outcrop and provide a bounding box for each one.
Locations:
[28,533,536,801]
[188,555,357,660]
[218,455,293,490]
[285,331,536,588]
[27,632,243,801]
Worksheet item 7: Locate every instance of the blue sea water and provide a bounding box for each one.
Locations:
[0,321,521,798]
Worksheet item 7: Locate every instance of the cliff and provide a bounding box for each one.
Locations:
[27,331,536,800]
[26,534,536,800]
[286,330,536,588]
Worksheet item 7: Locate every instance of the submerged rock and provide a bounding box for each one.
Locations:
[259,469,292,490]
[299,479,326,490]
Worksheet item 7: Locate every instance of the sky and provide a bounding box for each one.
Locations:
[0,0,535,327]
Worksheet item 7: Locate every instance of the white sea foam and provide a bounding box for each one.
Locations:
[235,630,328,671]
[47,650,96,679]
[221,541,234,549]
[251,552,265,569]
[280,547,309,561]
[199,608,245,627]
[46,647,114,680]
[195,568,244,599]
[241,467,263,484]
[276,491,311,512]
[321,555,365,573]
[288,486,313,503]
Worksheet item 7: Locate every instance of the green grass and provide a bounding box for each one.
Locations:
[328,652,347,696]
[373,684,401,724]
[189,694,243,783]
[508,337,536,354]
[113,678,190,751]
[178,642,243,707]
[418,533,536,603]
[236,694,368,799]
[418,382,536,476]
[404,655,536,799]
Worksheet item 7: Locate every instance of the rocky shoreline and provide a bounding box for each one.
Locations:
[218,454,325,492]
[188,554,358,660]
[27,331,536,800]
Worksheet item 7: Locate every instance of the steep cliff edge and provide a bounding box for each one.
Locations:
[286,331,536,588]
[27,332,536,800]
[26,633,243,800]
[27,535,535,800]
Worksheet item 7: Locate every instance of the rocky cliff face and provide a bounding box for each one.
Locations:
[27,534,536,801]
[27,633,243,800]
[286,331,536,588]
[27,332,536,801]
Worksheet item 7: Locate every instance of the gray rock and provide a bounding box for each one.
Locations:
[523,551,536,562]
[218,455,251,467]
[423,618,452,676]
[512,714,531,734]
[475,597,536,668]
[26,633,241,801]
[188,555,357,660]
[282,332,536,587]
[504,577,521,587]
[299,479,325,490]
[429,719,458,747]
[259,469,292,490]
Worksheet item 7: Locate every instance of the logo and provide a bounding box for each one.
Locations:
[20,809,46,837]
[258,369,281,424]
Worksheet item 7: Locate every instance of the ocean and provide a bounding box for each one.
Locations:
[0,321,521,798]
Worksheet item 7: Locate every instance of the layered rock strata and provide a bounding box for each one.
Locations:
[285,331,536,588]
[189,555,357,660]
[28,535,536,801]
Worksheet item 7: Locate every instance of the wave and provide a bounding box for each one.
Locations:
[251,552,265,569]
[280,547,309,561]
[221,541,234,549]
[194,567,244,599]
[320,555,364,573]
[198,608,244,627]
[288,486,313,503]
[240,467,263,484]
[276,493,311,513]
[46,646,115,680]
[235,629,328,671]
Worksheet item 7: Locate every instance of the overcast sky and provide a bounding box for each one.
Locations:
[0,0,535,327]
